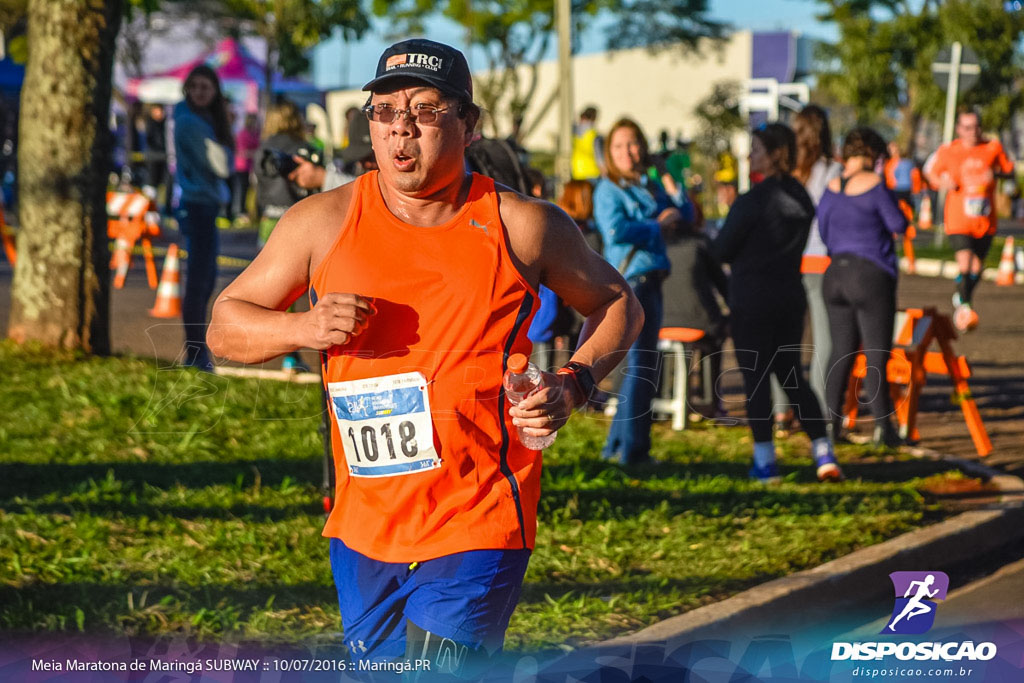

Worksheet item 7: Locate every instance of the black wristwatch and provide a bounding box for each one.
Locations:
[557,362,597,408]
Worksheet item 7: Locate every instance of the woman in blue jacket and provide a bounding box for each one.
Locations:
[594,118,684,465]
[173,65,234,371]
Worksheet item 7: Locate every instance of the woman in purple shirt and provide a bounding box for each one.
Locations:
[817,127,908,446]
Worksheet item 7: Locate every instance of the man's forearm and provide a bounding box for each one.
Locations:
[568,288,644,382]
[207,299,306,364]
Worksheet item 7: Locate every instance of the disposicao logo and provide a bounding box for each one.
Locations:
[831,570,998,663]
[883,570,949,635]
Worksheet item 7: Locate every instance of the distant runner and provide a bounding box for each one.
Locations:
[926,108,1014,331]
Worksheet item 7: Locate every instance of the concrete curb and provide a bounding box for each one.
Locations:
[602,451,1024,646]
[213,366,321,384]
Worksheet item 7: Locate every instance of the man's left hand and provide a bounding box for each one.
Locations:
[508,372,578,438]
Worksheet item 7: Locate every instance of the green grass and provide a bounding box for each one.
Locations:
[0,342,961,652]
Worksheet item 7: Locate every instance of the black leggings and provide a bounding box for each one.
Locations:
[731,298,827,443]
[823,255,897,426]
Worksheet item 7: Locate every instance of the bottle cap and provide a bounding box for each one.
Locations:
[507,353,528,373]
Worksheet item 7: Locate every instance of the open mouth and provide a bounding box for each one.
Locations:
[393,153,415,170]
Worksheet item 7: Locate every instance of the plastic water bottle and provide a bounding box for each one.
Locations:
[503,353,558,450]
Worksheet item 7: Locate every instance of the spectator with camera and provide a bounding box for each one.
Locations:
[256,99,311,248]
[288,110,378,193]
[255,98,317,372]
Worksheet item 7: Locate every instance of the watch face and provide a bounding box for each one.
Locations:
[565,363,596,399]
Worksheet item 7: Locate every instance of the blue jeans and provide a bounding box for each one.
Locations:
[602,273,663,464]
[178,201,219,366]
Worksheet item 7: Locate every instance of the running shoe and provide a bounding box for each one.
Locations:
[814,453,844,482]
[953,303,979,332]
[952,292,962,308]
[749,460,781,483]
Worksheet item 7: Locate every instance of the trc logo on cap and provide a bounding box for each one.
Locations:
[386,53,444,72]
[883,571,949,635]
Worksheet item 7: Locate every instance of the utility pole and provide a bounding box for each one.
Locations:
[939,42,965,147]
[555,0,573,194]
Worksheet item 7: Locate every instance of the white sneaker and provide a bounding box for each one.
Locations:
[953,303,979,332]
[952,292,962,308]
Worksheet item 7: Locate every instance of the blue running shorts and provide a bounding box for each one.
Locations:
[329,537,531,662]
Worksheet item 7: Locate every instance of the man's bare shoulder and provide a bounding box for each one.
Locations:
[257,180,359,274]
[285,180,357,226]
[495,185,568,231]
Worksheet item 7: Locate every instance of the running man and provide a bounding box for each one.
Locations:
[925,108,1014,331]
[207,38,641,675]
[887,574,940,632]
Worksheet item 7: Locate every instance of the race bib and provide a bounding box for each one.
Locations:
[328,372,440,478]
[963,186,990,218]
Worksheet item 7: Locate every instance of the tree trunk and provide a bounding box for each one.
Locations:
[8,0,123,353]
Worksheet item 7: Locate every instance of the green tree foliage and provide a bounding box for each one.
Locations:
[815,0,1024,154]
[371,0,725,139]
[214,0,370,76]
[692,81,743,160]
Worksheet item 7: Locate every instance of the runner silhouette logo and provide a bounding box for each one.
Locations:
[883,571,949,635]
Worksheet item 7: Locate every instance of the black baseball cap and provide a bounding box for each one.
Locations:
[362,38,473,102]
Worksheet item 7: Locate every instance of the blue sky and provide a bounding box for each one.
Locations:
[311,0,839,90]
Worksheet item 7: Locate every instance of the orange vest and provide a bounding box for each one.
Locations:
[311,172,541,563]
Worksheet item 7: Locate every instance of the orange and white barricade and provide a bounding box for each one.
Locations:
[897,198,917,274]
[843,307,991,456]
[107,190,161,288]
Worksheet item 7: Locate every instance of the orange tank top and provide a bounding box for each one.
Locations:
[310,172,541,563]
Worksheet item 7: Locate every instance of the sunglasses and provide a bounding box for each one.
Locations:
[362,103,455,126]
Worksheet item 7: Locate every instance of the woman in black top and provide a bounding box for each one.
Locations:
[712,124,841,482]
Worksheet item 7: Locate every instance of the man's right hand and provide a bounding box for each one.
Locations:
[299,292,375,350]
[937,173,958,193]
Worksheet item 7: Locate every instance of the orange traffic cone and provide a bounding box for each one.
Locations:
[0,205,15,265]
[995,236,1016,287]
[918,194,933,230]
[149,244,182,318]
[110,235,131,289]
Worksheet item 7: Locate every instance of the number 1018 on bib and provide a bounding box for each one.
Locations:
[328,372,440,477]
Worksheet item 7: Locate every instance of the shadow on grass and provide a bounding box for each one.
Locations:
[518,575,763,605]
[0,580,337,635]
[0,458,324,501]
[0,455,951,522]
[539,485,929,522]
[544,456,956,485]
[3,500,323,521]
